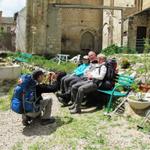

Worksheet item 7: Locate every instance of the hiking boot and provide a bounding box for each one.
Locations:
[70,108,81,114]
[40,117,55,125]
[56,93,67,99]
[57,97,69,106]
[68,104,75,110]
[22,116,32,126]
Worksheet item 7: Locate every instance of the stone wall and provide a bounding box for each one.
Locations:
[15,8,26,52]
[55,0,103,54]
[46,5,61,55]
[26,0,49,54]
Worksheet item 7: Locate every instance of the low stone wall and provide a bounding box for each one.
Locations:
[0,64,21,80]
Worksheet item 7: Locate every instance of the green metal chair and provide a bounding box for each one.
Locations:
[15,52,32,63]
[97,74,135,113]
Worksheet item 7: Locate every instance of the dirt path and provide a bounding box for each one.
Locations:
[0,93,60,150]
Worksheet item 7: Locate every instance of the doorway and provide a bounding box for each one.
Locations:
[136,26,147,53]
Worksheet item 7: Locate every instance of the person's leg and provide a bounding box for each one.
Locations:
[70,81,97,114]
[64,76,79,92]
[60,75,69,93]
[71,80,88,103]
[40,94,55,125]
[22,112,41,126]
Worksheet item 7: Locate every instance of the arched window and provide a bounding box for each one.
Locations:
[80,31,94,52]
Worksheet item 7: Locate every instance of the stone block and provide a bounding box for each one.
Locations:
[0,64,21,80]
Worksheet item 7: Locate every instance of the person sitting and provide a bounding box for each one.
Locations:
[57,51,98,105]
[70,54,107,114]
[57,55,90,105]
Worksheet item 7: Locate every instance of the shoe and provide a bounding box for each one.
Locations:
[57,93,67,99]
[40,117,55,125]
[70,108,81,114]
[68,104,75,110]
[22,116,32,126]
[58,97,68,106]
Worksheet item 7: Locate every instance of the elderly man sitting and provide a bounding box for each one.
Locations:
[70,54,107,114]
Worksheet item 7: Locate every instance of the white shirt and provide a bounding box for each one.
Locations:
[90,64,107,80]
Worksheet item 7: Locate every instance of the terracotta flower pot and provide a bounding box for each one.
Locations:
[139,84,150,93]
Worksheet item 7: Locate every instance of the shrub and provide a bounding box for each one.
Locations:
[101,44,121,56]
[101,45,136,56]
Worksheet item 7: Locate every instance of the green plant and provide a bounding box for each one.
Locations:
[121,47,136,54]
[142,38,150,85]
[120,58,130,69]
[131,82,140,92]
[101,44,122,56]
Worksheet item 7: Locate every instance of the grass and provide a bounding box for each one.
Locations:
[19,108,150,150]
[8,52,77,73]
[0,88,13,111]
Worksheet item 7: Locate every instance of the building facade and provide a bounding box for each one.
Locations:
[124,0,150,53]
[19,0,149,55]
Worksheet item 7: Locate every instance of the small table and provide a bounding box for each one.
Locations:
[57,54,70,64]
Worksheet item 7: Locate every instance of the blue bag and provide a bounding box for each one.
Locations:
[11,74,38,114]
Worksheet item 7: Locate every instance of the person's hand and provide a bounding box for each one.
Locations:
[48,72,56,81]
[87,72,93,80]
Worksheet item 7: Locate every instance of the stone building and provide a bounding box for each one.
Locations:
[19,0,149,55]
[124,0,150,53]
[0,11,15,51]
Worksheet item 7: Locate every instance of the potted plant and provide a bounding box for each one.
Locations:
[139,38,150,92]
[127,91,150,109]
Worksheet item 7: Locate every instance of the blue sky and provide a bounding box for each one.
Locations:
[0,0,26,17]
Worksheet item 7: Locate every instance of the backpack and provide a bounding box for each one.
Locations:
[11,74,39,114]
[94,59,117,89]
[104,58,117,81]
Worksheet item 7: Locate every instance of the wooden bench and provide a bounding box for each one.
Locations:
[15,52,32,63]
[97,74,135,113]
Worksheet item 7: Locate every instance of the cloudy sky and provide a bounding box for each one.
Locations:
[0,0,26,17]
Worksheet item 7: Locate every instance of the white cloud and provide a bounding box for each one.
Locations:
[0,0,26,17]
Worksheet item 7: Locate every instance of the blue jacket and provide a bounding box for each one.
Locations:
[73,64,89,77]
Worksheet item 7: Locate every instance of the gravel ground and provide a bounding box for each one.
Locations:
[0,93,60,150]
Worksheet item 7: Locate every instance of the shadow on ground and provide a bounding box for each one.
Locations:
[22,116,74,136]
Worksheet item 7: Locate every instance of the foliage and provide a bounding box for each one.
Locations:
[0,86,14,111]
[8,53,77,73]
[30,55,76,73]
[142,38,150,85]
[120,58,130,69]
[131,82,140,92]
[101,44,122,56]
[101,44,136,56]
[121,47,136,54]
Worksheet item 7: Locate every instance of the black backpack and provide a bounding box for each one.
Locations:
[104,58,117,81]
[95,59,117,89]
